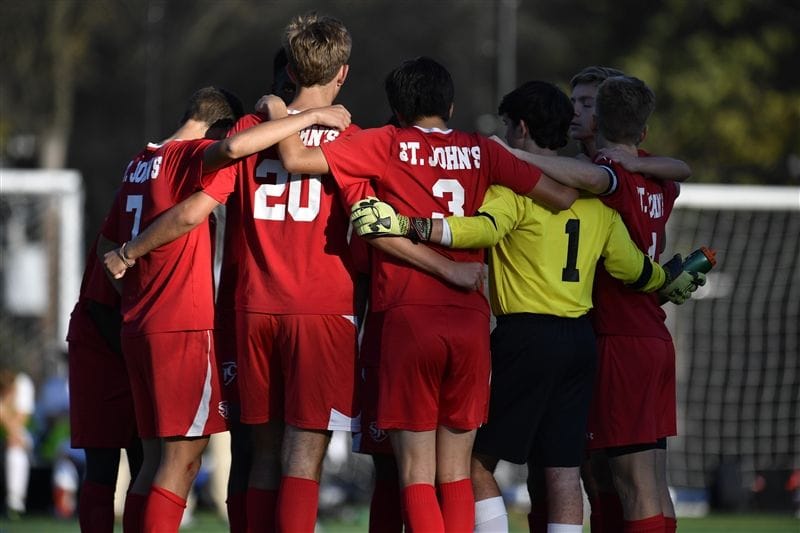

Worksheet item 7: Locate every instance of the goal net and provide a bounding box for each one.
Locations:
[664,184,800,505]
[0,169,83,380]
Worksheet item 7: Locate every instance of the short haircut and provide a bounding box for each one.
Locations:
[595,76,655,144]
[180,86,243,129]
[384,56,454,124]
[498,81,573,150]
[569,65,625,89]
[283,12,351,87]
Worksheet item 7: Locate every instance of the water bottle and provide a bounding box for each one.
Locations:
[682,246,716,273]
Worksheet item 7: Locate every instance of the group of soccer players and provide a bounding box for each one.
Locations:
[66,10,707,533]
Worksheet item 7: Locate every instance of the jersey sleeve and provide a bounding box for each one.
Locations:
[601,208,665,292]
[199,163,237,204]
[481,137,542,194]
[321,126,392,205]
[447,185,523,248]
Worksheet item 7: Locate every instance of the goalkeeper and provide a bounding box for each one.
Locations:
[351,80,704,533]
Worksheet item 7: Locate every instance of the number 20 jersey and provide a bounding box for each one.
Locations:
[211,113,364,316]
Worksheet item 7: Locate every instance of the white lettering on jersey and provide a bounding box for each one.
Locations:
[253,159,322,222]
[123,156,163,184]
[648,192,664,218]
[400,143,481,170]
[299,126,341,147]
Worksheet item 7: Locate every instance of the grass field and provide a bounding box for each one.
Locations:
[1,509,797,532]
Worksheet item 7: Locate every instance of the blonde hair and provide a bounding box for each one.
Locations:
[283,12,351,87]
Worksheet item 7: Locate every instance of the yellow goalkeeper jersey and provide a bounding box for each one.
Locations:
[446,185,665,317]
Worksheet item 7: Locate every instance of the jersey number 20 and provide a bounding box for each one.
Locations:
[253,159,321,222]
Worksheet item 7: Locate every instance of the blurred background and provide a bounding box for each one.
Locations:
[1,0,798,529]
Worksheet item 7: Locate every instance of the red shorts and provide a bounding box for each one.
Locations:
[378,305,490,431]
[352,312,393,455]
[123,330,227,439]
[215,312,240,408]
[586,335,677,450]
[236,312,359,431]
[68,307,137,448]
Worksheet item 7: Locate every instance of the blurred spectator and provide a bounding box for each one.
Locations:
[0,368,35,519]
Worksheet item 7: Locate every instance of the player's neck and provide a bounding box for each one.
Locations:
[413,116,448,130]
[289,84,338,112]
[166,118,208,142]
[601,141,638,156]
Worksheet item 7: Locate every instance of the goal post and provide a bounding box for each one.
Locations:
[0,169,84,377]
[664,183,800,509]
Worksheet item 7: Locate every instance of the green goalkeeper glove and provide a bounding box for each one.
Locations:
[658,254,707,304]
[350,197,432,242]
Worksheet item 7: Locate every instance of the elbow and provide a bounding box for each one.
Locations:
[556,188,580,210]
[676,163,692,182]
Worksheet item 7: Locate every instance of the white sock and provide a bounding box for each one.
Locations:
[6,445,30,512]
[547,523,583,533]
[474,496,508,532]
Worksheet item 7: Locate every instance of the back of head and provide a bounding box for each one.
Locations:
[595,75,655,145]
[180,86,244,130]
[499,81,573,150]
[570,65,625,89]
[384,56,454,124]
[283,12,351,88]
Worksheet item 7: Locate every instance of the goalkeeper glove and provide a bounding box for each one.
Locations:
[658,254,707,304]
[350,197,432,242]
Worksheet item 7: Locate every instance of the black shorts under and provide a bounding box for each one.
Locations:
[473,313,596,467]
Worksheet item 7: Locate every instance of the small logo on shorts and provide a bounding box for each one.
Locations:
[369,421,388,442]
[218,401,230,419]
[222,361,237,386]
[586,432,594,441]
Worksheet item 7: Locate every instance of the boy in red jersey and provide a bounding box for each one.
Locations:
[271,56,577,532]
[99,85,348,533]
[67,238,141,533]
[586,75,684,533]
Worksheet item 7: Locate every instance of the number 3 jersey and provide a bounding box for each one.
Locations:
[208,113,365,316]
[321,124,542,316]
[101,139,233,336]
[591,153,680,340]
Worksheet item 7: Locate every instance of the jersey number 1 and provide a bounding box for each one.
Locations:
[562,218,580,282]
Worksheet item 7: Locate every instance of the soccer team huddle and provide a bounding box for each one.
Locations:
[66,11,710,533]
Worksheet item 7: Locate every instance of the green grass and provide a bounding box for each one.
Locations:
[1,509,797,532]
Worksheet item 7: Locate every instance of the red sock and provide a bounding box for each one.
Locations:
[527,498,548,533]
[624,514,665,533]
[437,479,474,532]
[245,487,278,533]
[664,515,677,533]
[369,477,402,533]
[226,490,247,533]
[142,485,186,533]
[276,476,319,533]
[599,491,623,533]
[123,491,147,533]
[79,480,115,533]
[402,483,444,532]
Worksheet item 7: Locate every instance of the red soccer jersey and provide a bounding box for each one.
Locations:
[321,124,542,314]
[209,113,366,316]
[101,139,232,336]
[591,153,679,339]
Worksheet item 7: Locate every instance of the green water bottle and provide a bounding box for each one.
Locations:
[682,246,716,273]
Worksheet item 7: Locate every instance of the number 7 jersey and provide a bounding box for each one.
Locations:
[209,113,365,316]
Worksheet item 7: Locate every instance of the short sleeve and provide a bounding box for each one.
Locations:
[482,138,542,194]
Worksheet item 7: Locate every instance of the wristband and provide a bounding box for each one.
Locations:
[117,242,135,268]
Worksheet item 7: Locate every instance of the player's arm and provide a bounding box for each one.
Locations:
[97,234,123,292]
[203,96,350,173]
[597,147,691,182]
[351,186,519,249]
[490,135,613,195]
[366,237,485,291]
[602,211,704,303]
[260,95,332,175]
[103,191,220,279]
